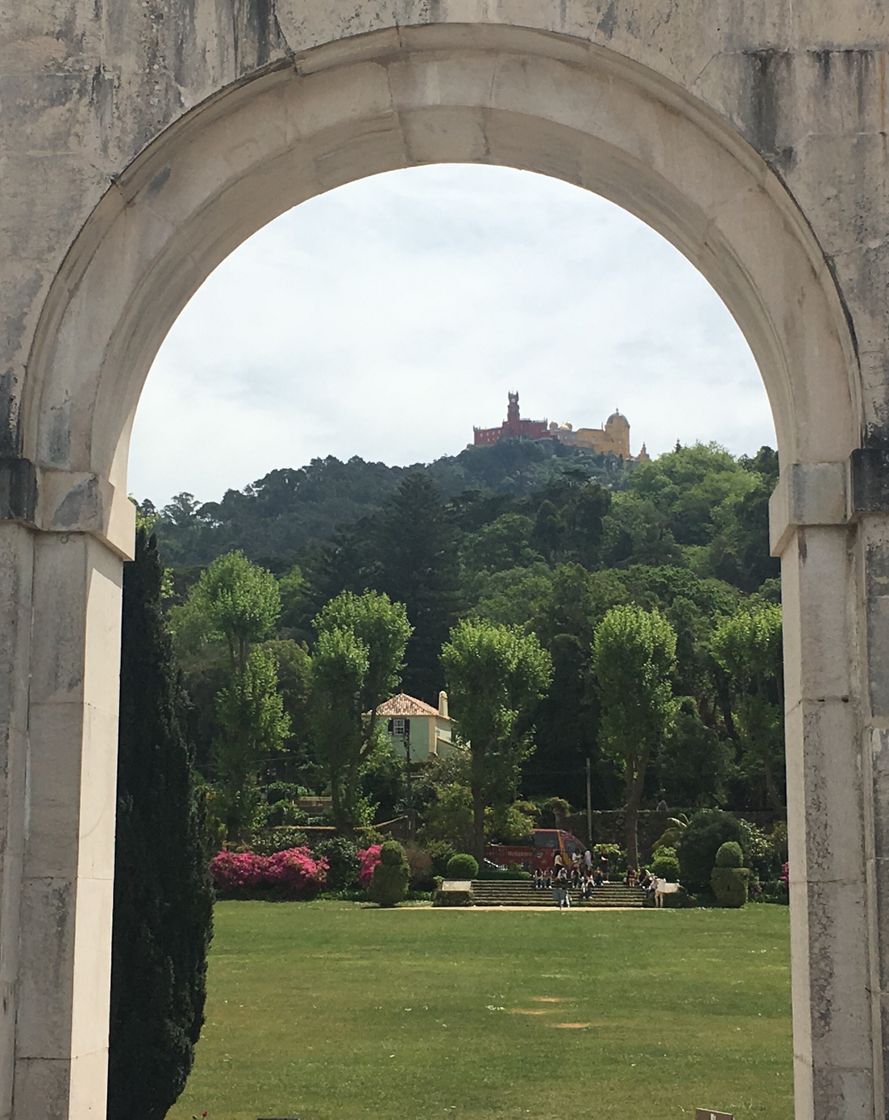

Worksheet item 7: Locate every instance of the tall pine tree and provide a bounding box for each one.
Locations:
[375,474,461,702]
[108,529,214,1120]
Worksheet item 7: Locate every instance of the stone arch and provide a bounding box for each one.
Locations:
[24,24,859,498]
[2,17,885,1120]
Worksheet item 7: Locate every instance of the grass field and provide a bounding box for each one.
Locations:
[168,901,792,1120]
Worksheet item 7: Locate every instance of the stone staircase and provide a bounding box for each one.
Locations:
[469,879,647,908]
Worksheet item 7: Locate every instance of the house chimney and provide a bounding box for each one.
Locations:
[438,690,449,719]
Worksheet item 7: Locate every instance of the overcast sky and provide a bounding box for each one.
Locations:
[129,164,775,507]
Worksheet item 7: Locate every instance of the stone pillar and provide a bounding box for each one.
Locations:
[0,463,133,1120]
[771,461,884,1119]
[0,520,34,1120]
[850,449,889,1120]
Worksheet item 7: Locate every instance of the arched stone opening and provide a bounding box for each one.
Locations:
[1,18,884,1120]
[24,24,860,485]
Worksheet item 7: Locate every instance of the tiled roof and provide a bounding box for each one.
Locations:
[376,693,448,719]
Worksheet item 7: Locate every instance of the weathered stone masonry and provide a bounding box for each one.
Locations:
[2,3,889,1118]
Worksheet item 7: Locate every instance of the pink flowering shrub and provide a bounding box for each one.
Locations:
[357,844,382,888]
[209,850,266,893]
[265,848,328,898]
[209,846,328,899]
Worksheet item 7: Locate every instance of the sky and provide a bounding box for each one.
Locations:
[129,164,775,507]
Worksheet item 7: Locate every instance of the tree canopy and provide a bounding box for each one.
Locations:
[592,605,678,868]
[442,619,553,861]
[140,437,786,841]
[310,591,412,830]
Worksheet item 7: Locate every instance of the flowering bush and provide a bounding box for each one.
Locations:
[265,848,328,898]
[357,844,382,888]
[209,850,266,893]
[209,846,328,899]
[780,861,789,886]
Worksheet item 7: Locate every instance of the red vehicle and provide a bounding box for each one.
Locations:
[486,829,587,872]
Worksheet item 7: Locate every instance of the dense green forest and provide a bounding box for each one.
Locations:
[140,438,783,841]
[140,440,632,570]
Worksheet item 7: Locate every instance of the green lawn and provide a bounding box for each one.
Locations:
[169,901,792,1120]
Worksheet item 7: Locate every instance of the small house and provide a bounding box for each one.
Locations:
[376,691,461,762]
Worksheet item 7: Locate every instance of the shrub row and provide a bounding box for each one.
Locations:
[210,847,328,899]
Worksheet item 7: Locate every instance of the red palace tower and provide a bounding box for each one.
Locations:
[473,391,549,446]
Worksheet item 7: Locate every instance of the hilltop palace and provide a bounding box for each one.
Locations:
[473,391,649,462]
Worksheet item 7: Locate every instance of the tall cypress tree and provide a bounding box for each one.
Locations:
[108,528,214,1120]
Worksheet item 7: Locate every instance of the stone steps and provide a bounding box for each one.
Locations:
[469,880,647,908]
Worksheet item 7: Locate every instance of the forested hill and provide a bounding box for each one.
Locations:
[139,439,633,571]
[153,438,783,814]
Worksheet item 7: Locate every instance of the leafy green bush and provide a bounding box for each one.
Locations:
[711,866,749,908]
[404,843,436,889]
[756,879,789,904]
[652,829,681,854]
[313,836,360,890]
[487,801,535,844]
[425,840,456,878]
[264,801,309,827]
[592,843,626,875]
[446,852,479,879]
[543,797,570,828]
[737,819,778,879]
[715,840,743,868]
[661,885,690,908]
[250,827,309,855]
[368,841,409,907]
[651,814,689,856]
[264,780,308,801]
[651,846,680,881]
[678,809,742,894]
[261,782,311,826]
[770,822,788,863]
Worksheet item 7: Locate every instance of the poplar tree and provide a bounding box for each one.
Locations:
[442,619,553,863]
[171,549,287,839]
[310,590,412,830]
[592,605,678,870]
[711,604,784,809]
[108,528,213,1120]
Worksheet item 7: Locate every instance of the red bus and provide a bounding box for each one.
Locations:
[486,828,587,872]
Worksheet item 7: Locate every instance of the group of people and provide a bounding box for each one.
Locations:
[532,850,663,909]
[625,867,658,893]
[533,863,605,906]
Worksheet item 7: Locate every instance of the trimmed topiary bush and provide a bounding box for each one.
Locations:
[446,852,479,879]
[651,846,680,881]
[368,841,410,908]
[715,840,743,868]
[678,809,743,894]
[711,866,749,908]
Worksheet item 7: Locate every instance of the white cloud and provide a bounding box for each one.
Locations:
[129,164,774,506]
